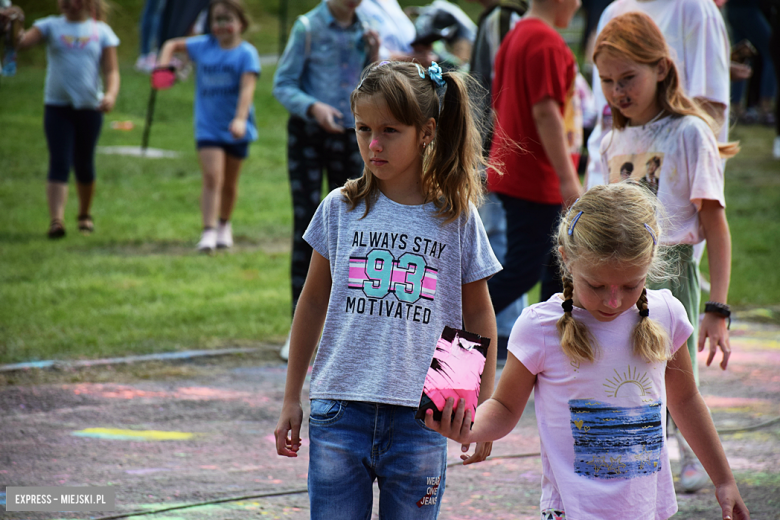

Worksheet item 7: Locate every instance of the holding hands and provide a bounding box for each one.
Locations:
[424,397,493,465]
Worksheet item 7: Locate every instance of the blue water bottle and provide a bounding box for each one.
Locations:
[2,48,16,76]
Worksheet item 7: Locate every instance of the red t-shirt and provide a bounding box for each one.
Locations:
[487,18,577,204]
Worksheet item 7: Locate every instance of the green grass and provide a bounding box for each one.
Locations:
[0,2,778,364]
[0,61,294,363]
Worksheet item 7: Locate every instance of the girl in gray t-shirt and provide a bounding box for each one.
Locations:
[274,61,501,519]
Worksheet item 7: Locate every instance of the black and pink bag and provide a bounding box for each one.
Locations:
[415,326,490,424]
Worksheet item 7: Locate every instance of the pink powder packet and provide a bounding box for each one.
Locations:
[415,326,490,424]
[151,67,176,90]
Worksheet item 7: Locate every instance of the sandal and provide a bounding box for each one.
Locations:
[48,218,66,239]
[77,214,94,234]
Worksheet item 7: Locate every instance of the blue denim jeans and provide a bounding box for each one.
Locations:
[308,400,448,520]
[139,0,165,55]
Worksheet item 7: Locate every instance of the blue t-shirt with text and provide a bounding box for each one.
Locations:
[186,35,261,143]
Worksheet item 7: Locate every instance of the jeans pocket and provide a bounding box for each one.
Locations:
[309,399,345,426]
[415,417,438,434]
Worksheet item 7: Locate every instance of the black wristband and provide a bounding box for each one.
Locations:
[704,301,731,330]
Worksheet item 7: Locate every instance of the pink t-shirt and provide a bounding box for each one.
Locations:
[508,289,693,519]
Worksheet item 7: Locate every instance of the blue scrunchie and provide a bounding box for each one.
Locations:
[427,62,446,87]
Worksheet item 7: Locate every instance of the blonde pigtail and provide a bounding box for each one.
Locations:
[631,287,671,362]
[556,276,598,363]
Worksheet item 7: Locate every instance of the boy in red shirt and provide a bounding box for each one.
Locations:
[487,0,582,313]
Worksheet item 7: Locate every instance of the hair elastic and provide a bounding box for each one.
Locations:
[562,299,574,313]
[639,308,650,317]
[568,211,584,236]
[415,62,447,114]
[643,223,657,245]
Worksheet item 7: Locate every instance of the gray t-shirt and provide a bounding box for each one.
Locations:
[34,15,120,110]
[304,189,502,407]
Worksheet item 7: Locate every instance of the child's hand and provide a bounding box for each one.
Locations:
[715,481,750,519]
[274,401,304,457]
[461,441,493,465]
[699,313,731,370]
[0,5,23,25]
[98,93,116,113]
[424,397,473,445]
[309,102,345,134]
[364,28,380,63]
[229,118,247,139]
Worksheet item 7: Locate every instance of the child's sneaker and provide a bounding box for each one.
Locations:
[676,430,711,493]
[135,53,156,73]
[279,330,291,361]
[134,54,147,72]
[774,136,780,160]
[216,221,233,249]
[197,228,217,252]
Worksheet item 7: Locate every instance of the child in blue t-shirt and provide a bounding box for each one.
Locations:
[157,0,260,251]
[10,0,119,239]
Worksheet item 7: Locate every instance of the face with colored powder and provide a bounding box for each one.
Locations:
[565,256,649,322]
[210,3,243,45]
[354,94,434,201]
[596,51,668,127]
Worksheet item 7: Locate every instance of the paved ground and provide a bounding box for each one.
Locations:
[1,320,779,520]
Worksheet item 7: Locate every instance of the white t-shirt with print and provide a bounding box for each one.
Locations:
[304,189,501,407]
[585,0,730,190]
[600,115,724,245]
[508,290,693,519]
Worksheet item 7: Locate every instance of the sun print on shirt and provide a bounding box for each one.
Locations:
[569,365,663,480]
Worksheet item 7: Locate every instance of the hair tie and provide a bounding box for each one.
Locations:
[643,223,657,245]
[568,211,583,236]
[415,61,447,115]
[562,299,574,313]
[639,308,649,318]
[427,62,446,87]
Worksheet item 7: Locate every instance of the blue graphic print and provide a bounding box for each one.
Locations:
[569,399,663,480]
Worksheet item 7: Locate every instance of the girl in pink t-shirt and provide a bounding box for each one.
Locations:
[426,183,749,519]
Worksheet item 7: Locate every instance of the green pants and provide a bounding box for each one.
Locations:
[649,245,700,385]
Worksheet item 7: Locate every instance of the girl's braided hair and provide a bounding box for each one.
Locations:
[555,182,673,363]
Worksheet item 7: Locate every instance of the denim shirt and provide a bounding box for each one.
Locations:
[273,2,370,129]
